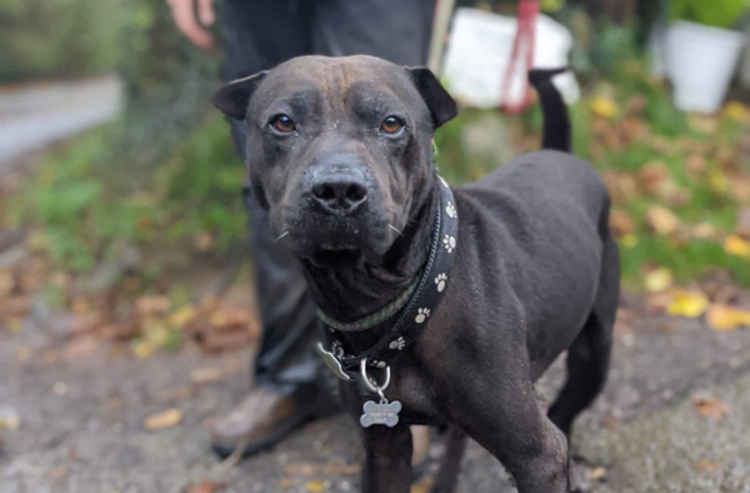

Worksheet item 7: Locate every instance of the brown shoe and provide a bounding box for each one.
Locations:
[204,383,335,459]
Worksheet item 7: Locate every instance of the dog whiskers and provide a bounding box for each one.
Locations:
[274,231,290,242]
[388,224,403,236]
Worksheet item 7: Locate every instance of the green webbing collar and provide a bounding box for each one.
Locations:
[315,279,418,332]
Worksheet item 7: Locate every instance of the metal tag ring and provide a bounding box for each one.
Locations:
[360,358,391,394]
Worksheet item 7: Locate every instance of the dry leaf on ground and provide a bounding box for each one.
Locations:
[135,295,170,315]
[306,481,325,492]
[190,367,223,385]
[695,459,721,473]
[693,396,729,419]
[184,481,225,493]
[667,290,708,318]
[144,408,182,430]
[644,268,672,293]
[169,306,196,328]
[706,304,750,331]
[646,206,680,235]
[724,235,750,258]
[637,161,669,195]
[609,210,636,236]
[590,97,618,118]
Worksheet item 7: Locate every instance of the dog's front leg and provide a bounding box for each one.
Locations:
[361,423,413,493]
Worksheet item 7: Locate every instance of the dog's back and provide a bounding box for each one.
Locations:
[451,70,618,379]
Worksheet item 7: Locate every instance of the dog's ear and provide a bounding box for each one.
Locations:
[406,67,457,128]
[213,71,268,120]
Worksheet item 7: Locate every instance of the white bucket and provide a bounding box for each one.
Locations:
[666,20,745,113]
[442,8,580,108]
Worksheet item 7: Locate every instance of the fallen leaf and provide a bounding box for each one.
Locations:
[132,339,156,359]
[693,396,729,419]
[169,306,196,328]
[685,155,707,174]
[15,346,31,362]
[724,235,750,258]
[589,467,607,480]
[637,161,669,195]
[667,290,708,318]
[285,462,361,477]
[708,169,728,193]
[723,101,749,123]
[184,481,225,493]
[63,336,98,359]
[695,459,720,473]
[706,304,750,331]
[689,115,719,134]
[644,267,672,293]
[621,234,638,248]
[193,233,214,252]
[145,408,182,430]
[601,171,638,203]
[190,367,222,385]
[609,210,636,236]
[646,206,680,235]
[590,97,618,119]
[135,295,170,315]
[691,223,717,240]
[306,481,325,492]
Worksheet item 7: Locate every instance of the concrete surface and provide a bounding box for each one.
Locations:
[2,307,750,493]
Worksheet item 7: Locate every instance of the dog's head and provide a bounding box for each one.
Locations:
[214,55,456,268]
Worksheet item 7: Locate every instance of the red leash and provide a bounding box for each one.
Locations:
[500,0,539,113]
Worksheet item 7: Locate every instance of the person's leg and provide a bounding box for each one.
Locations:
[206,0,335,459]
[312,0,436,65]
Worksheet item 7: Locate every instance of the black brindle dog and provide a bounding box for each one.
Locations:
[214,55,619,493]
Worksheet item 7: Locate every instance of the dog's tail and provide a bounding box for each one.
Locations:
[528,68,571,153]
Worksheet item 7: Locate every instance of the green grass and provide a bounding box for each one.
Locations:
[9,113,245,274]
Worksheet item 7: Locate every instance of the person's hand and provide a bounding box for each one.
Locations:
[167,0,215,51]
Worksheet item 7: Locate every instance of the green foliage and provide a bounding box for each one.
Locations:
[669,0,748,28]
[13,115,243,273]
[0,0,130,82]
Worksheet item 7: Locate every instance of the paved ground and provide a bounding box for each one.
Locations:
[0,76,121,169]
[2,298,750,493]
[2,77,749,492]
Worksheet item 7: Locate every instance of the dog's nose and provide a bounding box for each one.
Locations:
[311,174,368,215]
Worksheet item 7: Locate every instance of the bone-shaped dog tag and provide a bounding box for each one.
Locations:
[359,399,402,428]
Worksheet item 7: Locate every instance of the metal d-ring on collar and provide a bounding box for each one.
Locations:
[361,358,391,402]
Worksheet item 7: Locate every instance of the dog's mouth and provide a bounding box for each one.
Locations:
[310,243,363,269]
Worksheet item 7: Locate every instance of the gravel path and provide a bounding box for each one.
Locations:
[2,302,750,493]
[0,76,121,168]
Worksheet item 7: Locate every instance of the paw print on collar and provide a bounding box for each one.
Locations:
[415,307,431,324]
[442,234,456,253]
[388,336,406,351]
[445,201,456,219]
[434,273,448,292]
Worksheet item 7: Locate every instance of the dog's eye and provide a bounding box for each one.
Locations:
[380,116,404,135]
[269,114,296,133]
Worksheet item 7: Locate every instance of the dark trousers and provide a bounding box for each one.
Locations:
[220,0,435,388]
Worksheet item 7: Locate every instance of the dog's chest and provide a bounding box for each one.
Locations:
[369,361,440,424]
